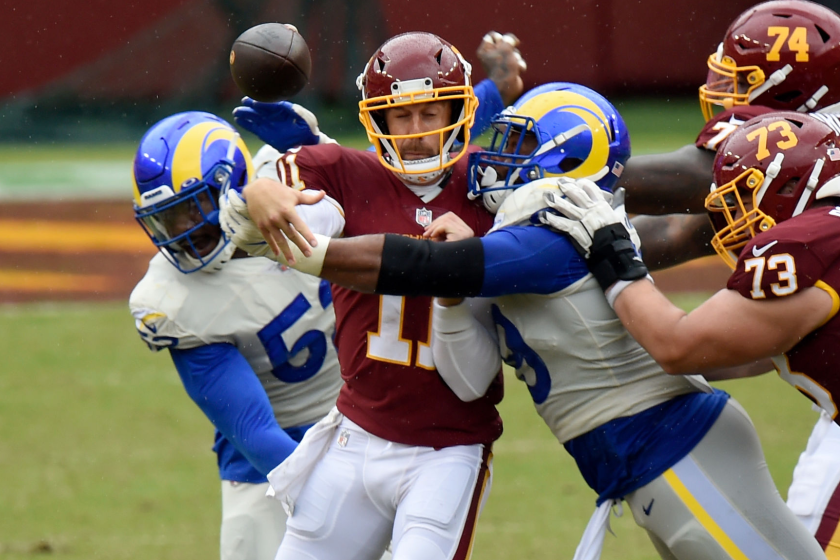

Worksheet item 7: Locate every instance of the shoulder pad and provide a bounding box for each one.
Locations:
[253,144,282,180]
[130,306,204,351]
[129,263,202,350]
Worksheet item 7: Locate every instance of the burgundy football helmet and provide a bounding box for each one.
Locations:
[699,0,840,121]
[706,111,840,267]
[357,32,478,185]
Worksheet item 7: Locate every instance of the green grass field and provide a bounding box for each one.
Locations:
[0,297,819,560]
[0,97,815,558]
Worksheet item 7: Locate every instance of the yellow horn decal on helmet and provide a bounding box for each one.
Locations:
[171,123,253,193]
[132,175,143,207]
[517,91,613,180]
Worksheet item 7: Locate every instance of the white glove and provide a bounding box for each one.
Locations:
[539,179,641,257]
[218,187,278,259]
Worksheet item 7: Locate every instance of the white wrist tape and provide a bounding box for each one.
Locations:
[287,233,331,276]
[433,300,474,334]
[605,274,653,309]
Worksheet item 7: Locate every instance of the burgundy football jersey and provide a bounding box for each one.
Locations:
[728,205,840,422]
[695,106,776,152]
[277,144,503,448]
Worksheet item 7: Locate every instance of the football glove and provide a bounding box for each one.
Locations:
[233,98,334,153]
[538,178,648,291]
[218,185,275,259]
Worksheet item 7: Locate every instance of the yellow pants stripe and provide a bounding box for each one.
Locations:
[663,469,749,560]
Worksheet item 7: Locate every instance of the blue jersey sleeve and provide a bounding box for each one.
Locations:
[479,226,590,297]
[169,343,297,476]
[473,79,505,138]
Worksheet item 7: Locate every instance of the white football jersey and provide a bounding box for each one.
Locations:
[130,253,342,429]
[493,272,711,444]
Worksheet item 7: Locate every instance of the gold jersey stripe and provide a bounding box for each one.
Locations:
[814,280,840,328]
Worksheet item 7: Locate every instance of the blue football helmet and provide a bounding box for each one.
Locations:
[133,112,254,273]
[468,82,631,211]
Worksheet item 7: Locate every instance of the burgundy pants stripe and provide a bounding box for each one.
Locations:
[815,479,840,554]
[452,446,493,560]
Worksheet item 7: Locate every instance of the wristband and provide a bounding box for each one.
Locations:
[605,275,653,309]
[287,234,331,276]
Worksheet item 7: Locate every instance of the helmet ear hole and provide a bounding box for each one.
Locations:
[559,157,584,173]
[778,178,799,196]
[816,23,831,43]
[773,90,802,103]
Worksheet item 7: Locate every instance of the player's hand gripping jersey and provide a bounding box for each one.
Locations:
[273,143,502,448]
[727,205,840,420]
[130,254,342,478]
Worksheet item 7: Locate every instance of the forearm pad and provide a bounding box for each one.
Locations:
[376,234,485,298]
[588,224,649,290]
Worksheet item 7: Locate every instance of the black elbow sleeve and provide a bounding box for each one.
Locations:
[375,234,485,298]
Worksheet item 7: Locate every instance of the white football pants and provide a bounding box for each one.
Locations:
[274,417,492,560]
[787,409,840,557]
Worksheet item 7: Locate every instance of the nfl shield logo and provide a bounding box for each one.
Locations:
[416,208,433,227]
[337,429,350,448]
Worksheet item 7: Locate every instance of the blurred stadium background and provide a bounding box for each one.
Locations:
[0,1,832,558]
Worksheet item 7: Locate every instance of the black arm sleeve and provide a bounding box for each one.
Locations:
[375,234,485,298]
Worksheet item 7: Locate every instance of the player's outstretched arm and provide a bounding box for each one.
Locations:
[611,281,832,374]
[316,233,486,298]
[541,178,835,374]
[631,213,716,271]
[620,145,715,215]
[169,343,298,476]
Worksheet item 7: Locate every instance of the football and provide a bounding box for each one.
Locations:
[229,23,311,102]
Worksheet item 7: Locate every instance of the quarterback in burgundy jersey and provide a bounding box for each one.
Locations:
[272,142,501,448]
[221,31,522,560]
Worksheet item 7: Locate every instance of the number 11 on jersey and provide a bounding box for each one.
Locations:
[367,295,435,369]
